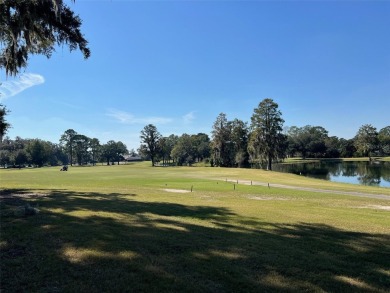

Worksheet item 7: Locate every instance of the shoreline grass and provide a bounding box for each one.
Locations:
[1,163,389,292]
[281,156,390,164]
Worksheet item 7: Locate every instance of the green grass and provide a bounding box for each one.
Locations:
[1,163,389,292]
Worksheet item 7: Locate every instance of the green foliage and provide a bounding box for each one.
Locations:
[354,124,379,158]
[113,141,129,164]
[0,136,68,167]
[230,119,250,168]
[100,140,128,165]
[157,137,171,165]
[378,126,390,156]
[140,124,161,166]
[101,141,114,165]
[249,98,286,170]
[12,149,28,166]
[192,133,211,162]
[287,125,330,158]
[0,103,10,139]
[25,139,49,167]
[89,138,101,165]
[0,149,11,167]
[169,133,210,166]
[338,138,357,158]
[0,0,90,76]
[73,134,90,165]
[60,129,77,166]
[171,134,195,166]
[211,113,233,167]
[211,114,248,168]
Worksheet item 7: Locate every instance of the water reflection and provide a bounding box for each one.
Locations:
[273,161,390,187]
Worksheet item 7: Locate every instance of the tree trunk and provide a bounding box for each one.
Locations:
[267,153,272,171]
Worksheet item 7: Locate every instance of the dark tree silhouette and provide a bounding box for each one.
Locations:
[0,0,90,76]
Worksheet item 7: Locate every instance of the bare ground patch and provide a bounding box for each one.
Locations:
[357,205,390,211]
[163,189,191,194]
[247,195,289,201]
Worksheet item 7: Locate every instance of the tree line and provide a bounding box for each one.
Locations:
[140,99,390,170]
[0,129,132,168]
[1,98,389,169]
[139,125,211,167]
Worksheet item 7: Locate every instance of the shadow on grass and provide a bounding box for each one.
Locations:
[1,188,389,292]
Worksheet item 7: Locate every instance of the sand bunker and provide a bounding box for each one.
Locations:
[163,189,191,193]
[248,196,288,201]
[359,205,390,211]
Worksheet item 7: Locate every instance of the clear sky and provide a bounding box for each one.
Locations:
[1,0,389,151]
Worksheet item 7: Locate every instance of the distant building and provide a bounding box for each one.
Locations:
[123,155,142,162]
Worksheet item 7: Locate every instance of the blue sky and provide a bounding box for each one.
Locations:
[1,0,389,150]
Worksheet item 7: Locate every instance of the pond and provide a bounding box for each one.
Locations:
[273,160,390,188]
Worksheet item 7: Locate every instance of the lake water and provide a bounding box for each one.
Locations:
[273,161,390,188]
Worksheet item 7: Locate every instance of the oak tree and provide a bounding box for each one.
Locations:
[0,0,90,76]
[140,124,161,166]
[354,124,379,159]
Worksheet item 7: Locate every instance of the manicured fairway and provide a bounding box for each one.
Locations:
[1,163,389,292]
